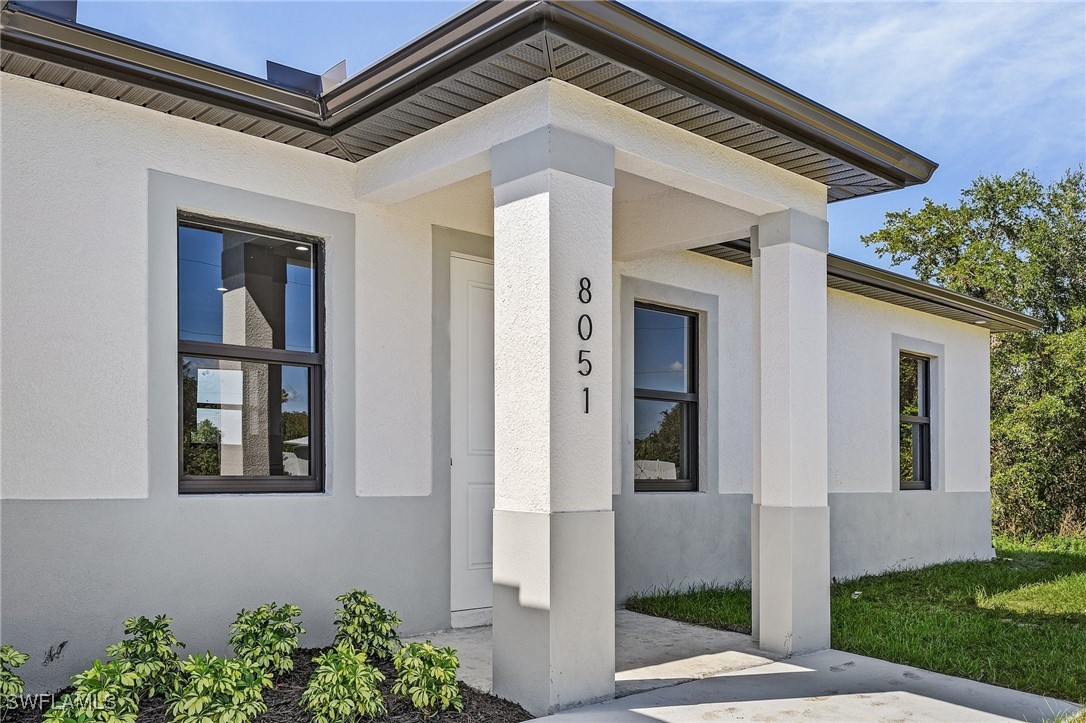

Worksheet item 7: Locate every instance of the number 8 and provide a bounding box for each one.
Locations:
[579,277,592,304]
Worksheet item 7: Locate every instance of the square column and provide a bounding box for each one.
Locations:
[490,126,616,716]
[750,229,762,646]
[752,208,831,656]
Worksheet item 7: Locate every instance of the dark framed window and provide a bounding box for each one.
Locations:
[899,352,931,490]
[177,214,323,493]
[633,303,698,492]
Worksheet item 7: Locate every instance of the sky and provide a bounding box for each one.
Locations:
[76,0,1086,272]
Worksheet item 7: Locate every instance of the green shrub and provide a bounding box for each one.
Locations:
[391,642,462,716]
[333,590,401,661]
[43,659,142,723]
[167,653,271,723]
[228,602,304,676]
[300,642,386,722]
[0,645,30,704]
[106,615,185,697]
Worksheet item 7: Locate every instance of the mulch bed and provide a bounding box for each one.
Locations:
[7,649,532,723]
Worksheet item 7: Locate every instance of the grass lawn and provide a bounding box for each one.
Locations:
[625,536,1086,704]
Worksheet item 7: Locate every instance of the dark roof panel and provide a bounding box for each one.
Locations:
[694,240,1041,334]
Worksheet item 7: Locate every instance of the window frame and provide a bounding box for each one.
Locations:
[633,301,699,493]
[176,212,325,494]
[898,352,932,491]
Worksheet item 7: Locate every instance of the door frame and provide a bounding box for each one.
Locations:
[430,227,494,627]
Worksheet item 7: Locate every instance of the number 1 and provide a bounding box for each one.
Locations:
[583,387,589,414]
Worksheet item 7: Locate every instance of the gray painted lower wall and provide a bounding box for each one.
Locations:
[613,491,993,601]
[0,493,451,693]
[3,488,993,692]
[828,491,995,581]
[614,493,752,600]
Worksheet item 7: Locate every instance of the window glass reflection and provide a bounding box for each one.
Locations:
[634,306,692,393]
[634,399,689,480]
[899,354,930,417]
[899,422,916,482]
[899,421,929,484]
[178,224,316,352]
[181,357,311,477]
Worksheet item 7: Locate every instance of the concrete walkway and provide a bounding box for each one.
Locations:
[535,647,1081,722]
[412,610,1081,723]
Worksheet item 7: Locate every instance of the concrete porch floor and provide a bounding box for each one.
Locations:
[410,609,776,699]
[411,610,1081,722]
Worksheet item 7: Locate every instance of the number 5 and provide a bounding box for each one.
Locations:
[578,350,592,376]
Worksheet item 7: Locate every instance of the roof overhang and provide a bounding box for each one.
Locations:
[696,239,1042,334]
[1,0,938,201]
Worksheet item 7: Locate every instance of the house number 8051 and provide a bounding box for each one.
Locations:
[578,277,592,413]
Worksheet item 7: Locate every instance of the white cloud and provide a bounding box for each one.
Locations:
[625,1,1084,266]
[630,1,1085,172]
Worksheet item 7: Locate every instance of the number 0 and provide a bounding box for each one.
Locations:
[578,314,593,341]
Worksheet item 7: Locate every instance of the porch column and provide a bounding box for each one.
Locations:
[752,208,831,656]
[750,229,761,646]
[489,126,616,716]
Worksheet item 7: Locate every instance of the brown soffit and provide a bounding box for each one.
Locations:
[694,239,1042,334]
[1,0,938,200]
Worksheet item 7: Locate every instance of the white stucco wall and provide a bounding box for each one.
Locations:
[356,80,826,223]
[353,175,492,497]
[0,73,825,504]
[0,74,504,501]
[0,71,993,504]
[613,252,754,496]
[0,74,341,498]
[610,254,993,501]
[828,288,992,494]
[0,73,489,501]
[610,251,994,595]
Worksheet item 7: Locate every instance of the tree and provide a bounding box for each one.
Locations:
[181,361,222,475]
[281,411,309,445]
[862,168,1086,538]
[184,418,222,476]
[635,404,682,469]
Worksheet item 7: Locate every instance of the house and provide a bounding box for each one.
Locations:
[0,0,1040,716]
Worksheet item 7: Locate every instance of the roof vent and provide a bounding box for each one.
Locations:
[12,0,76,22]
[266,58,347,97]
[321,60,347,93]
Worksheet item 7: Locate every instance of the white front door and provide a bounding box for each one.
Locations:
[450,254,495,615]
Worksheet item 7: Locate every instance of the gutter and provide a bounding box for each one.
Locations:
[711,239,1041,333]
[1,0,938,190]
[825,254,1041,332]
[1,1,326,130]
[537,1,938,188]
[319,0,938,188]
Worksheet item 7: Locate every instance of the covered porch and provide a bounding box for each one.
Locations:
[358,75,835,716]
[411,609,776,699]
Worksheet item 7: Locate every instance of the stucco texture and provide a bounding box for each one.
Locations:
[1,70,996,692]
[0,74,474,692]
